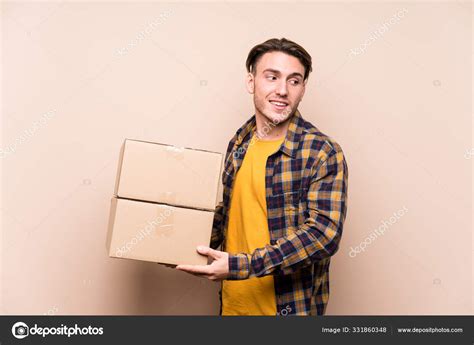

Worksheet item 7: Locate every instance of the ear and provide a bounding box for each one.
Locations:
[246,72,255,94]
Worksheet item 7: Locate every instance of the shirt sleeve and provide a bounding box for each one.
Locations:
[227,146,349,280]
[209,201,224,250]
[209,138,235,250]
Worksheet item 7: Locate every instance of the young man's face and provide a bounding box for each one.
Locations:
[246,51,306,124]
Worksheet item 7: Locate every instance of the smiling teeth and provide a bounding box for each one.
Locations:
[270,101,286,106]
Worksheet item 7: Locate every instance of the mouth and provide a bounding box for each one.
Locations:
[269,99,289,111]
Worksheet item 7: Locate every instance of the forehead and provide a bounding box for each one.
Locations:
[255,51,305,76]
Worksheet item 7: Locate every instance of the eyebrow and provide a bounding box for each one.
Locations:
[262,68,304,79]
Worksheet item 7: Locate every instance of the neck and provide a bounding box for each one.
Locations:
[254,111,292,141]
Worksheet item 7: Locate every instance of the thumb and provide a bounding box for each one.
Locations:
[197,245,219,259]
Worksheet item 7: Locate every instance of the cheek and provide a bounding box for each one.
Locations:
[254,81,274,97]
[291,89,305,102]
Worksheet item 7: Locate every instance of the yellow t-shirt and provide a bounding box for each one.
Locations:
[222,134,285,316]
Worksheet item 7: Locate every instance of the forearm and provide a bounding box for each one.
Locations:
[227,215,343,279]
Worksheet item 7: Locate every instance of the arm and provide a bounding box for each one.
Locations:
[209,138,236,250]
[227,148,349,280]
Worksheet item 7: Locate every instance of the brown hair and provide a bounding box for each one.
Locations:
[246,38,313,81]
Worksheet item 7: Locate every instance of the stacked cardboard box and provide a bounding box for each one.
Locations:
[106,139,223,265]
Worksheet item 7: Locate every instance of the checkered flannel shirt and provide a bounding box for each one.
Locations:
[210,109,349,315]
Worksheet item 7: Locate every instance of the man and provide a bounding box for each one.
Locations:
[176,38,349,316]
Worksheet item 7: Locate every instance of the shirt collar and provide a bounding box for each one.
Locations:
[235,109,304,159]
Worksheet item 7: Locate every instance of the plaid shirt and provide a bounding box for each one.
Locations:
[210,109,348,316]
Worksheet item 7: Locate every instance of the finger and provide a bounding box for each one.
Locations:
[176,264,211,275]
[197,246,220,260]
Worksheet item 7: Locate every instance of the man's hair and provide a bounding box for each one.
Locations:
[246,38,313,81]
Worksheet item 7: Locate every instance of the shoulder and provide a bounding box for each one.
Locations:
[225,115,255,154]
[298,117,345,163]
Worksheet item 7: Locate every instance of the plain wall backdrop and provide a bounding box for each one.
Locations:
[1,1,472,315]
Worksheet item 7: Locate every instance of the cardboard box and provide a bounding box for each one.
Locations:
[114,139,223,211]
[106,197,214,265]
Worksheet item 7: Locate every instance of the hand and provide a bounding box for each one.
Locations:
[176,246,229,281]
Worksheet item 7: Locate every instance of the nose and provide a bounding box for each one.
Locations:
[276,80,288,97]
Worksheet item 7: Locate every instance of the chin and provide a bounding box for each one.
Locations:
[265,108,292,124]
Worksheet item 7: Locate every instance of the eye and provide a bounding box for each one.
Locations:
[266,75,277,81]
[289,79,300,85]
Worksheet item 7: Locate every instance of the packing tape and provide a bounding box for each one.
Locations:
[165,145,184,161]
[158,191,177,205]
[114,205,174,257]
[155,205,174,238]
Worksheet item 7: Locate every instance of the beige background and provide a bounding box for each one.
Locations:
[1,1,472,315]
